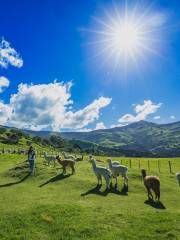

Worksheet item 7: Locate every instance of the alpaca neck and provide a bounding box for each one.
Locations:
[142,171,146,179]
[108,159,113,168]
[57,158,62,164]
[91,160,96,171]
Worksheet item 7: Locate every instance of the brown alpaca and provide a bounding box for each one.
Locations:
[56,156,75,174]
[141,169,160,201]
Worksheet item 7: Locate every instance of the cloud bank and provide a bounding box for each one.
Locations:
[118,100,162,125]
[0,81,111,131]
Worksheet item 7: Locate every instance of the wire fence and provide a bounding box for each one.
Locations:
[0,148,179,173]
[0,148,61,157]
[118,158,180,174]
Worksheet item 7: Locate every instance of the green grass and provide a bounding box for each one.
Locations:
[0,154,180,240]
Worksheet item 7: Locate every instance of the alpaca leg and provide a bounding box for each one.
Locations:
[148,190,153,200]
[107,178,110,189]
[122,173,128,185]
[99,175,102,185]
[146,186,153,200]
[63,167,66,174]
[105,176,110,189]
[155,188,160,202]
[124,175,128,185]
[110,174,113,187]
[115,176,118,188]
[96,174,101,185]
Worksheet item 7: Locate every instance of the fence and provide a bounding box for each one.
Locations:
[118,158,180,174]
[0,148,61,157]
[0,149,179,173]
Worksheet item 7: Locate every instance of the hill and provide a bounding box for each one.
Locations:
[60,121,180,157]
[1,120,180,157]
[0,125,103,155]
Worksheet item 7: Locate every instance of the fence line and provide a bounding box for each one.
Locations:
[0,149,179,173]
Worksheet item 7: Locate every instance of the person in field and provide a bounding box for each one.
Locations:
[28,146,36,175]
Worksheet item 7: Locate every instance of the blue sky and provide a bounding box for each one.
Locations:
[0,0,180,131]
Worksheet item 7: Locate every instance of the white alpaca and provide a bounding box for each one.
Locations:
[176,173,180,187]
[111,160,120,165]
[89,156,111,189]
[107,158,128,186]
[62,152,75,160]
[43,152,56,166]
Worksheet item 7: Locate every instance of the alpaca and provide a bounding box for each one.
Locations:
[43,152,56,166]
[141,169,160,201]
[89,156,111,189]
[111,160,120,165]
[75,154,84,161]
[176,173,180,187]
[107,158,128,186]
[56,156,75,174]
[62,152,75,160]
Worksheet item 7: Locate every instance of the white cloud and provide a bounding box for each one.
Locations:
[0,81,111,131]
[170,115,175,120]
[118,100,162,124]
[110,123,125,128]
[0,38,23,68]
[0,101,12,125]
[94,122,106,130]
[0,76,10,93]
[63,97,111,129]
[75,128,92,132]
[154,116,161,120]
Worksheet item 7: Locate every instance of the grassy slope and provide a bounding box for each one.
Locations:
[0,154,180,240]
[0,131,57,153]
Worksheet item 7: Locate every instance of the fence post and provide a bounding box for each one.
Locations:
[158,160,160,173]
[148,160,150,171]
[138,159,141,169]
[129,159,132,168]
[168,161,172,173]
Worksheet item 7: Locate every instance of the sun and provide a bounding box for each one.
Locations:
[109,21,141,53]
[86,3,167,70]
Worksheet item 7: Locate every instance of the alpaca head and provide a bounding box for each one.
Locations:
[141,169,147,178]
[89,155,93,161]
[56,155,61,161]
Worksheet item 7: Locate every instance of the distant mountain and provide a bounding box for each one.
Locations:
[60,120,180,157]
[1,120,180,157]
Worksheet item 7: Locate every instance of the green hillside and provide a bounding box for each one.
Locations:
[1,120,180,157]
[60,121,180,157]
[0,126,103,155]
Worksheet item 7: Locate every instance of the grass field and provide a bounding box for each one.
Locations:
[0,154,180,240]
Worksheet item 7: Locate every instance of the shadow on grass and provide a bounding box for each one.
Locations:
[0,173,30,188]
[39,173,71,187]
[144,199,166,209]
[81,184,128,197]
